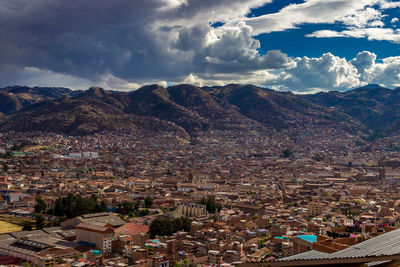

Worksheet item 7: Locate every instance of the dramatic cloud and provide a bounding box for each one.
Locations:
[307,27,400,43]
[275,53,364,91]
[0,0,400,91]
[243,0,391,35]
[181,71,280,87]
[351,51,400,87]
[350,51,378,77]
[0,0,283,85]
[272,51,400,92]
[302,1,400,43]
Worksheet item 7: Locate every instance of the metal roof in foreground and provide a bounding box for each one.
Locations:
[242,228,400,267]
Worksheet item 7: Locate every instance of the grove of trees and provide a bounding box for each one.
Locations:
[117,200,150,218]
[149,216,191,238]
[34,196,47,214]
[200,197,222,213]
[49,194,107,219]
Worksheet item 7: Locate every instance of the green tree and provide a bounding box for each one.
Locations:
[35,214,45,229]
[22,221,32,231]
[200,197,222,213]
[139,209,150,217]
[117,201,135,215]
[149,217,191,238]
[98,200,107,212]
[51,193,106,218]
[34,196,47,214]
[282,149,292,158]
[144,197,153,208]
[348,161,353,167]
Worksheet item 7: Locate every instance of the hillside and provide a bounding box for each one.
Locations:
[0,86,80,115]
[0,84,397,138]
[303,84,400,137]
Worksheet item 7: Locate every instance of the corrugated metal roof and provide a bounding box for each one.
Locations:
[278,228,400,262]
[367,260,391,266]
[276,250,329,261]
[329,229,400,259]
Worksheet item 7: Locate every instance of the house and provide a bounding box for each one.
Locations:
[114,223,149,246]
[76,223,114,253]
[246,228,400,266]
[8,209,33,217]
[61,212,125,229]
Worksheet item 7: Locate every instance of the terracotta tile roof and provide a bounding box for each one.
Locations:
[76,223,114,234]
[115,223,149,236]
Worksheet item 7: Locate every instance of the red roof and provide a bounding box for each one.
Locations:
[115,223,149,236]
[77,223,114,234]
[0,256,21,265]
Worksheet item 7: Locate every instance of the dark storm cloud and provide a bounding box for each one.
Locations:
[9,0,399,91]
[0,0,291,85]
[0,0,172,79]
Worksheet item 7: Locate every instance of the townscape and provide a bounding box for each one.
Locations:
[1,129,400,266]
[3,0,400,266]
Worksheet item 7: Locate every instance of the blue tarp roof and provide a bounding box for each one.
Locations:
[298,235,317,243]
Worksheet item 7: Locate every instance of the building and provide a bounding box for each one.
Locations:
[244,228,400,266]
[208,250,222,264]
[0,236,79,267]
[76,223,114,253]
[149,255,169,267]
[307,202,325,217]
[173,203,208,218]
[293,235,317,254]
[61,212,125,229]
[114,223,149,246]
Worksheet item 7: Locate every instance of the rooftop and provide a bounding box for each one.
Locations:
[297,235,317,243]
[115,223,149,236]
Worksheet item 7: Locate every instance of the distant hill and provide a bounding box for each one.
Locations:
[303,84,400,137]
[0,86,188,137]
[208,84,363,132]
[0,84,396,138]
[0,86,81,115]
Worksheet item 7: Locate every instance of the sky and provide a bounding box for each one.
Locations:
[1,0,400,92]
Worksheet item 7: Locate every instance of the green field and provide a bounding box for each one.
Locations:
[0,214,30,226]
[0,220,22,234]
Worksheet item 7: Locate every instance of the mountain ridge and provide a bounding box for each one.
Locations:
[0,84,396,138]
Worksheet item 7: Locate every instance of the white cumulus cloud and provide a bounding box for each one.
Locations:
[275,53,364,91]
[0,0,400,91]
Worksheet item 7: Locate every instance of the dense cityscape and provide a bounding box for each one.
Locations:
[0,129,400,266]
[3,0,400,266]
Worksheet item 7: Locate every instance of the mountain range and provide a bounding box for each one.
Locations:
[0,84,398,139]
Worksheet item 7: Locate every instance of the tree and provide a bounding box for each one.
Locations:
[99,200,107,211]
[117,201,134,215]
[282,149,292,158]
[200,197,222,213]
[34,196,47,214]
[144,197,153,208]
[22,221,32,231]
[50,193,106,218]
[149,217,192,238]
[35,214,45,229]
[348,161,353,167]
[139,209,150,217]
[117,200,152,217]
